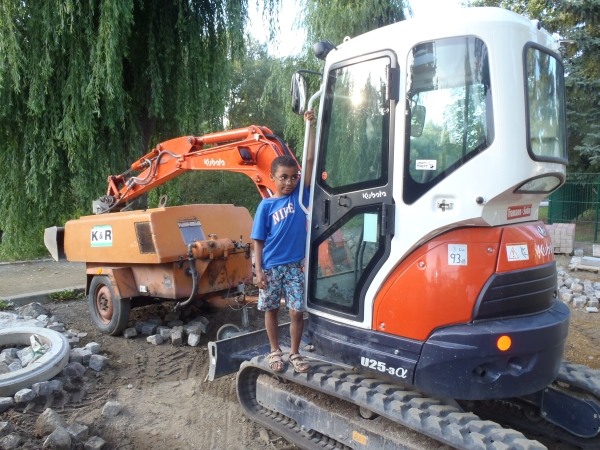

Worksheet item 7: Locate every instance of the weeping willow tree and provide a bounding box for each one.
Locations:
[0,0,279,259]
[263,0,410,155]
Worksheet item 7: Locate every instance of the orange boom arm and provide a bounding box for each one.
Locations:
[94,125,298,214]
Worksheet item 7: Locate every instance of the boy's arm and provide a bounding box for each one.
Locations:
[303,110,316,188]
[254,239,266,289]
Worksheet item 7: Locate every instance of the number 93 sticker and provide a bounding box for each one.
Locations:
[448,244,467,266]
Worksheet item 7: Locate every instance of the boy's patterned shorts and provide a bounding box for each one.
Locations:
[258,260,305,312]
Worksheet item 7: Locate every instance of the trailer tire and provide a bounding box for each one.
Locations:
[88,275,131,336]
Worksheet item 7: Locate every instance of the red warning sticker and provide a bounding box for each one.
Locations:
[507,204,532,220]
[322,172,328,180]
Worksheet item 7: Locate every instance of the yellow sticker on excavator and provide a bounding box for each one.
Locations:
[352,431,368,445]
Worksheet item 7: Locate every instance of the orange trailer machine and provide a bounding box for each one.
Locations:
[45,125,296,337]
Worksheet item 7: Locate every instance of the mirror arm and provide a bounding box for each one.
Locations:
[299,86,324,216]
[293,69,323,79]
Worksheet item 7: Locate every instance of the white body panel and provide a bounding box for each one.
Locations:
[305,7,566,328]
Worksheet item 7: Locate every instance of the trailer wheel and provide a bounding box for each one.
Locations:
[88,275,131,336]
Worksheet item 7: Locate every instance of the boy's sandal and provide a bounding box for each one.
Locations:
[289,353,309,373]
[268,349,284,372]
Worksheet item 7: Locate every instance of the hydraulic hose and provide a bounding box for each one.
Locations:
[175,243,198,311]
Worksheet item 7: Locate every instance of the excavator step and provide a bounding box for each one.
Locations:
[237,356,547,450]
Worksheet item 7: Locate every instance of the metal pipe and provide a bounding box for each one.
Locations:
[174,243,199,311]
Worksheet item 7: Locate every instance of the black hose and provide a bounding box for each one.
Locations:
[174,243,198,311]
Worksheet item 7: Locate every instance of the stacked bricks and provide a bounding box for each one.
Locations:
[546,223,576,254]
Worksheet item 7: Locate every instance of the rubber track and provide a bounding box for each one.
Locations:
[238,356,546,450]
[557,361,600,397]
[463,360,600,449]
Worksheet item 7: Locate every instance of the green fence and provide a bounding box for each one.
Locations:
[547,173,600,242]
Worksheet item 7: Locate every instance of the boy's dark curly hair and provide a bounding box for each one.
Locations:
[271,155,298,174]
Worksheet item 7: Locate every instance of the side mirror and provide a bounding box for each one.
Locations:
[290,72,307,115]
[410,105,426,137]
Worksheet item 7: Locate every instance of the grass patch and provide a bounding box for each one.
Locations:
[538,206,548,223]
[48,289,86,301]
[0,300,13,311]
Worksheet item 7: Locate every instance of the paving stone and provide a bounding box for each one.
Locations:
[70,348,93,365]
[35,408,66,436]
[594,282,600,290]
[47,323,65,332]
[587,307,599,313]
[66,423,89,443]
[0,363,9,375]
[14,388,35,403]
[88,355,108,372]
[564,278,573,288]
[84,436,106,450]
[158,326,171,340]
[49,315,63,323]
[101,401,122,418]
[133,321,146,333]
[17,346,35,366]
[0,422,10,437]
[7,362,22,372]
[32,381,53,397]
[573,297,587,309]
[559,292,573,303]
[147,334,163,345]
[148,316,163,325]
[170,328,183,345]
[60,362,86,377]
[0,354,15,366]
[167,320,183,328]
[183,324,202,336]
[187,333,201,347]
[16,302,49,318]
[123,327,137,339]
[0,398,13,413]
[187,320,207,334]
[0,434,21,450]
[0,349,17,358]
[572,283,584,294]
[49,380,63,393]
[141,323,157,336]
[589,299,600,308]
[67,336,80,347]
[36,314,49,323]
[84,342,101,355]
[43,426,71,449]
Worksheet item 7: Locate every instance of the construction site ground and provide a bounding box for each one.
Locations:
[1,254,600,449]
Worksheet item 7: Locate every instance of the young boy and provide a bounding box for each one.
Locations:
[251,110,315,373]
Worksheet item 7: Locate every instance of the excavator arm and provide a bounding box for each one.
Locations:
[93,125,298,214]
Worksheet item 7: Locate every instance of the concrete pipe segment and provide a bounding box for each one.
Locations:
[0,327,69,396]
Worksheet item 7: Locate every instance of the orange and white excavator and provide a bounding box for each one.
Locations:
[46,7,600,449]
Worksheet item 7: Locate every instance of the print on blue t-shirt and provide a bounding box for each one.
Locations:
[251,181,309,270]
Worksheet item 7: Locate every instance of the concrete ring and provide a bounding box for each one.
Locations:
[0,327,70,396]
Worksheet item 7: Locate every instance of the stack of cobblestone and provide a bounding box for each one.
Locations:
[122,311,209,347]
[557,270,600,312]
[547,223,576,255]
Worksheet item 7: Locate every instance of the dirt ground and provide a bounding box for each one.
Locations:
[2,255,600,449]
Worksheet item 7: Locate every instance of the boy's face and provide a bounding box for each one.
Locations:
[270,165,299,196]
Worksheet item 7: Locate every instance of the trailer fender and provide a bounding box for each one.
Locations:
[86,267,139,299]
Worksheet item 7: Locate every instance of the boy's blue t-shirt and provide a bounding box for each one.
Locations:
[251,182,309,269]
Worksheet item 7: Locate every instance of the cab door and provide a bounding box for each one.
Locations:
[308,51,398,323]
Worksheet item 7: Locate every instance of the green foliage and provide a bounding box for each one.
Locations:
[263,0,410,160]
[0,300,13,311]
[0,0,278,260]
[48,289,86,301]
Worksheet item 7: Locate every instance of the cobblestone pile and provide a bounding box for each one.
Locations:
[122,311,210,347]
[557,270,600,312]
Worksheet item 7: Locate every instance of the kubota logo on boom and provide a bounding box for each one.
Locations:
[363,190,387,200]
[203,158,225,167]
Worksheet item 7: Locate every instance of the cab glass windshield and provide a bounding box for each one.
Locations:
[404,36,494,204]
[525,46,567,161]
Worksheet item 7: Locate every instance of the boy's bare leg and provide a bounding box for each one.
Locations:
[289,309,304,355]
[265,308,280,352]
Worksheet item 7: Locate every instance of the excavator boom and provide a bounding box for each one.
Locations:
[94,125,297,214]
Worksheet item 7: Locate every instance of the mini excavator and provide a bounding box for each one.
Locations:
[46,7,600,450]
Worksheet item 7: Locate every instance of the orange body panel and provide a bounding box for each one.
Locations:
[372,222,553,341]
[65,204,253,264]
